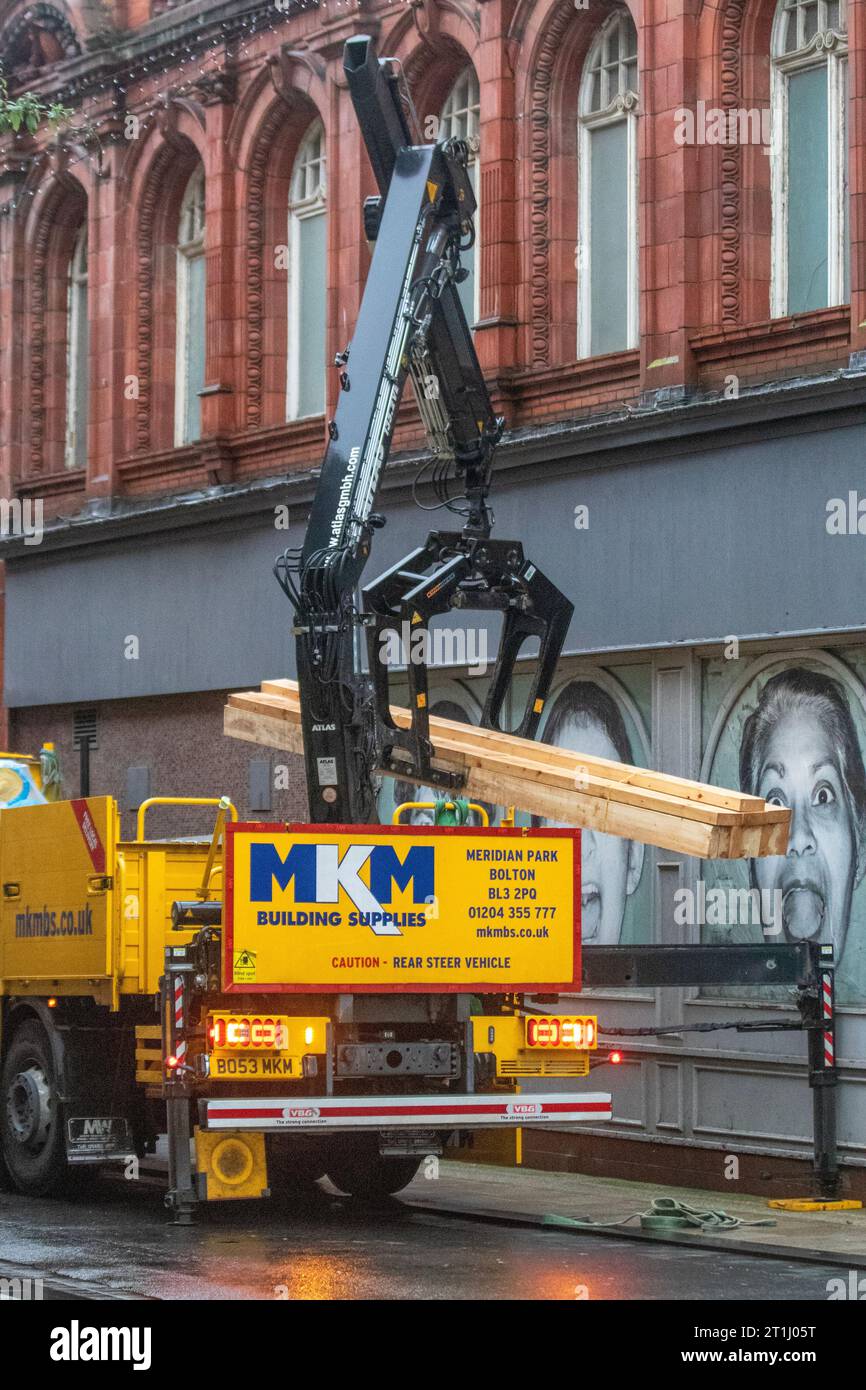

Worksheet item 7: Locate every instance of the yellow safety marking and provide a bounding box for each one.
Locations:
[426,180,438,204]
[768,1198,863,1212]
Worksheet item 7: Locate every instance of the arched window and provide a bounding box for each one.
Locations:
[174,166,206,446]
[64,224,88,470]
[440,67,480,326]
[578,11,639,358]
[287,121,327,420]
[771,0,848,315]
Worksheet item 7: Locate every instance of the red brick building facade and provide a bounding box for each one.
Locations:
[1,0,863,517]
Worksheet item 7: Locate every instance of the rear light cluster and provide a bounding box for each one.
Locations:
[209,1017,289,1050]
[525,1016,597,1049]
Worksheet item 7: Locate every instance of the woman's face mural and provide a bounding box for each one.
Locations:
[541,686,644,946]
[752,710,858,950]
[742,668,866,959]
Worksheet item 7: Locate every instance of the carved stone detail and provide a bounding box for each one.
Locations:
[528,0,574,367]
[135,143,175,451]
[246,103,290,428]
[28,178,82,476]
[719,0,745,324]
[28,207,52,475]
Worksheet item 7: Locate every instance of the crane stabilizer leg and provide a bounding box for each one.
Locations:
[278,34,575,821]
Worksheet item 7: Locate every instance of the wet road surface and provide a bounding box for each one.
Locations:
[0,1175,847,1300]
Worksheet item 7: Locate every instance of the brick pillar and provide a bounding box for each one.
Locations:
[848,0,866,357]
[89,136,128,495]
[201,90,239,442]
[639,0,700,397]
[0,164,26,499]
[474,0,518,376]
[0,559,7,750]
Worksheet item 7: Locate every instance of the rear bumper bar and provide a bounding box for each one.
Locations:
[201,1092,612,1133]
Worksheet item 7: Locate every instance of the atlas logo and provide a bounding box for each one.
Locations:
[250,841,435,937]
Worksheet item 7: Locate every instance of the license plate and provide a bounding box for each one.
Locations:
[210,1053,295,1079]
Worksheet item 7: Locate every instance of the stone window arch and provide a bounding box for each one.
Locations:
[174,165,206,445]
[287,119,327,420]
[577,8,639,357]
[439,66,480,326]
[770,0,849,314]
[64,223,88,470]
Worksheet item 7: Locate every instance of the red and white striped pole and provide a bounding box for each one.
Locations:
[162,948,197,1222]
[808,942,839,1199]
[173,974,187,1071]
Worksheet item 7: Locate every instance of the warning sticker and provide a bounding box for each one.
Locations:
[316,757,337,787]
[70,799,106,873]
[233,948,257,982]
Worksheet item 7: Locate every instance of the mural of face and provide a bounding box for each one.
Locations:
[752,710,858,951]
[544,713,644,945]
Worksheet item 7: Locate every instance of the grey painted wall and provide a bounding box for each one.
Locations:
[7,418,866,706]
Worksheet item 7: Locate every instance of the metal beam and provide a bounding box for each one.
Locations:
[582,943,812,989]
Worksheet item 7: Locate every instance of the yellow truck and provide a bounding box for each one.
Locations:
[0,782,605,1218]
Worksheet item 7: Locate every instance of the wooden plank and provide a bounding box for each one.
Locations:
[257,678,767,815]
[228,686,786,827]
[223,698,789,860]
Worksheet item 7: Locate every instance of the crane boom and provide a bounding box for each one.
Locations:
[277,35,573,825]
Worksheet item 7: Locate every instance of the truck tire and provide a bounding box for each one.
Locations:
[0,1019,69,1197]
[325,1137,422,1199]
[266,1136,327,1194]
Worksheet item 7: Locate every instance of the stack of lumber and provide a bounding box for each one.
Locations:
[224,679,790,860]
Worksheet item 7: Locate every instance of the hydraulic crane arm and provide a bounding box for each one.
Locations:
[276,35,573,825]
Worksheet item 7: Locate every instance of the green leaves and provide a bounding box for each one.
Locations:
[0,87,74,137]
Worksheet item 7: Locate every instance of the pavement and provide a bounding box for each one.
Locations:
[0,1161,855,1299]
[403,1159,866,1267]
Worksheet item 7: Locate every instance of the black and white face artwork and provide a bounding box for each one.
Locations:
[741,668,866,958]
[538,680,644,946]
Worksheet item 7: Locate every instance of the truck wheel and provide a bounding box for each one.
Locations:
[326,1138,422,1199]
[266,1136,327,1194]
[1,1020,69,1197]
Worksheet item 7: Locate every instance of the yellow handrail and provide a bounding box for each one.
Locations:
[392,800,489,826]
[135,796,238,842]
[198,797,232,898]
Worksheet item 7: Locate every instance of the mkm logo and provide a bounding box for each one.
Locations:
[250,841,434,937]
